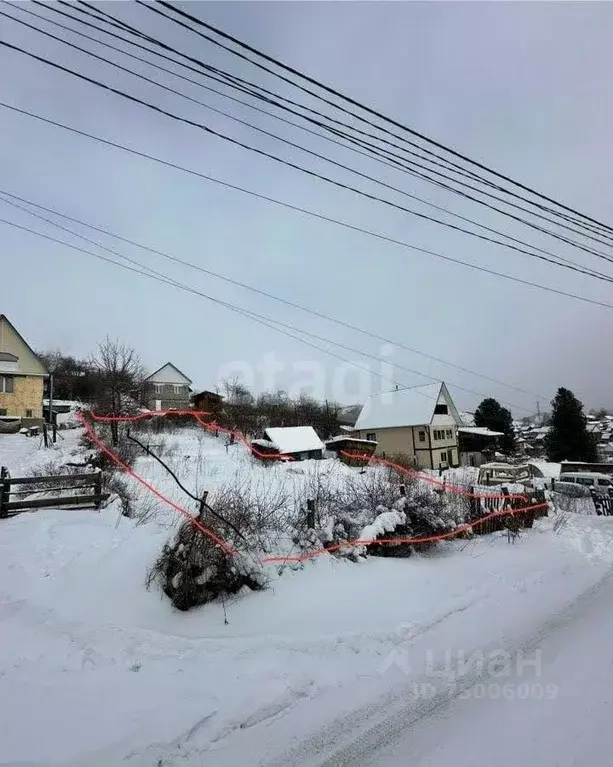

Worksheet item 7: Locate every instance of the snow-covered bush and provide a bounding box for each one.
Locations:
[147,515,266,611]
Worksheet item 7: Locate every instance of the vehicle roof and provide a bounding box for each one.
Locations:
[559,471,612,480]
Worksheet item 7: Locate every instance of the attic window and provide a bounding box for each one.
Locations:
[434,403,448,415]
[0,352,18,361]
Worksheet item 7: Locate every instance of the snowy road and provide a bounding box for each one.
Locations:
[3,429,613,767]
[316,566,613,767]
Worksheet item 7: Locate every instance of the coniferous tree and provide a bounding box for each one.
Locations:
[545,388,597,462]
[474,398,516,454]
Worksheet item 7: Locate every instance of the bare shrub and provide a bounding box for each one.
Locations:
[331,467,412,518]
[553,509,571,534]
[102,471,158,524]
[209,470,294,550]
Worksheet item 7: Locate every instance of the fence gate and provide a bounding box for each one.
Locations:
[0,467,109,518]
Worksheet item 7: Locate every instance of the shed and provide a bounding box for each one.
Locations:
[458,426,503,468]
[261,426,325,461]
[325,435,377,465]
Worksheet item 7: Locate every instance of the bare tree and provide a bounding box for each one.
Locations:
[91,337,144,445]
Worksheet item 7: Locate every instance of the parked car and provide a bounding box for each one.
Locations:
[557,472,613,497]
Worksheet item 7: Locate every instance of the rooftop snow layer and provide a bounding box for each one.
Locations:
[354,382,443,431]
[458,427,504,437]
[264,426,325,454]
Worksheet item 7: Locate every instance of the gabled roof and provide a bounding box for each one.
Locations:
[354,382,460,431]
[143,361,192,385]
[264,426,325,454]
[0,314,48,375]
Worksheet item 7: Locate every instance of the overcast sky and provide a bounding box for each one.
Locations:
[1,0,613,416]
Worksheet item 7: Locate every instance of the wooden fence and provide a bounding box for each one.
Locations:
[0,466,109,518]
[467,487,548,535]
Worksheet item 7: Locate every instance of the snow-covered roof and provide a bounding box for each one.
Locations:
[459,411,476,427]
[458,427,504,437]
[354,383,459,431]
[325,435,377,445]
[264,426,325,454]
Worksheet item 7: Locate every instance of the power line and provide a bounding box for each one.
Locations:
[45,0,613,247]
[3,37,613,288]
[63,0,613,242]
[0,187,547,400]
[154,0,613,237]
[2,99,612,311]
[8,3,613,278]
[0,206,536,412]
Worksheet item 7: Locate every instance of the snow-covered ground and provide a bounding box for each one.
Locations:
[1,427,613,765]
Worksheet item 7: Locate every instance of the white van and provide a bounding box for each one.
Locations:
[558,472,613,496]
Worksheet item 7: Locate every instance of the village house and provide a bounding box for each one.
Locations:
[142,362,192,412]
[457,426,503,467]
[351,382,461,470]
[251,426,325,461]
[0,314,48,428]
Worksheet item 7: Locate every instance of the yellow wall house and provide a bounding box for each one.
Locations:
[352,382,461,470]
[0,314,48,427]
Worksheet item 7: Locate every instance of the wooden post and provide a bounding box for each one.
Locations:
[94,469,103,510]
[52,422,57,444]
[197,490,209,521]
[0,466,10,518]
[306,498,315,529]
[42,423,49,449]
[469,487,479,521]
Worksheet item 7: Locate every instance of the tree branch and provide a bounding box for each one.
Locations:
[126,431,249,543]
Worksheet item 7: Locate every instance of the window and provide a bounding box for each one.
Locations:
[445,429,453,439]
[366,432,376,442]
[434,403,448,415]
[173,384,183,395]
[418,430,426,442]
[25,409,33,418]
[433,429,446,441]
[0,376,14,393]
[0,408,7,416]
[154,383,163,394]
[440,451,448,464]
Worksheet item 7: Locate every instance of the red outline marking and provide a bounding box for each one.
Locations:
[79,412,236,556]
[338,450,528,501]
[77,412,548,564]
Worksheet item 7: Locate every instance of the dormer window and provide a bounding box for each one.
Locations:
[434,403,448,415]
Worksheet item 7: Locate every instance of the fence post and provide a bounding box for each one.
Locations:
[42,423,49,449]
[469,487,479,521]
[0,466,9,518]
[52,423,57,444]
[94,469,103,511]
[306,498,315,529]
